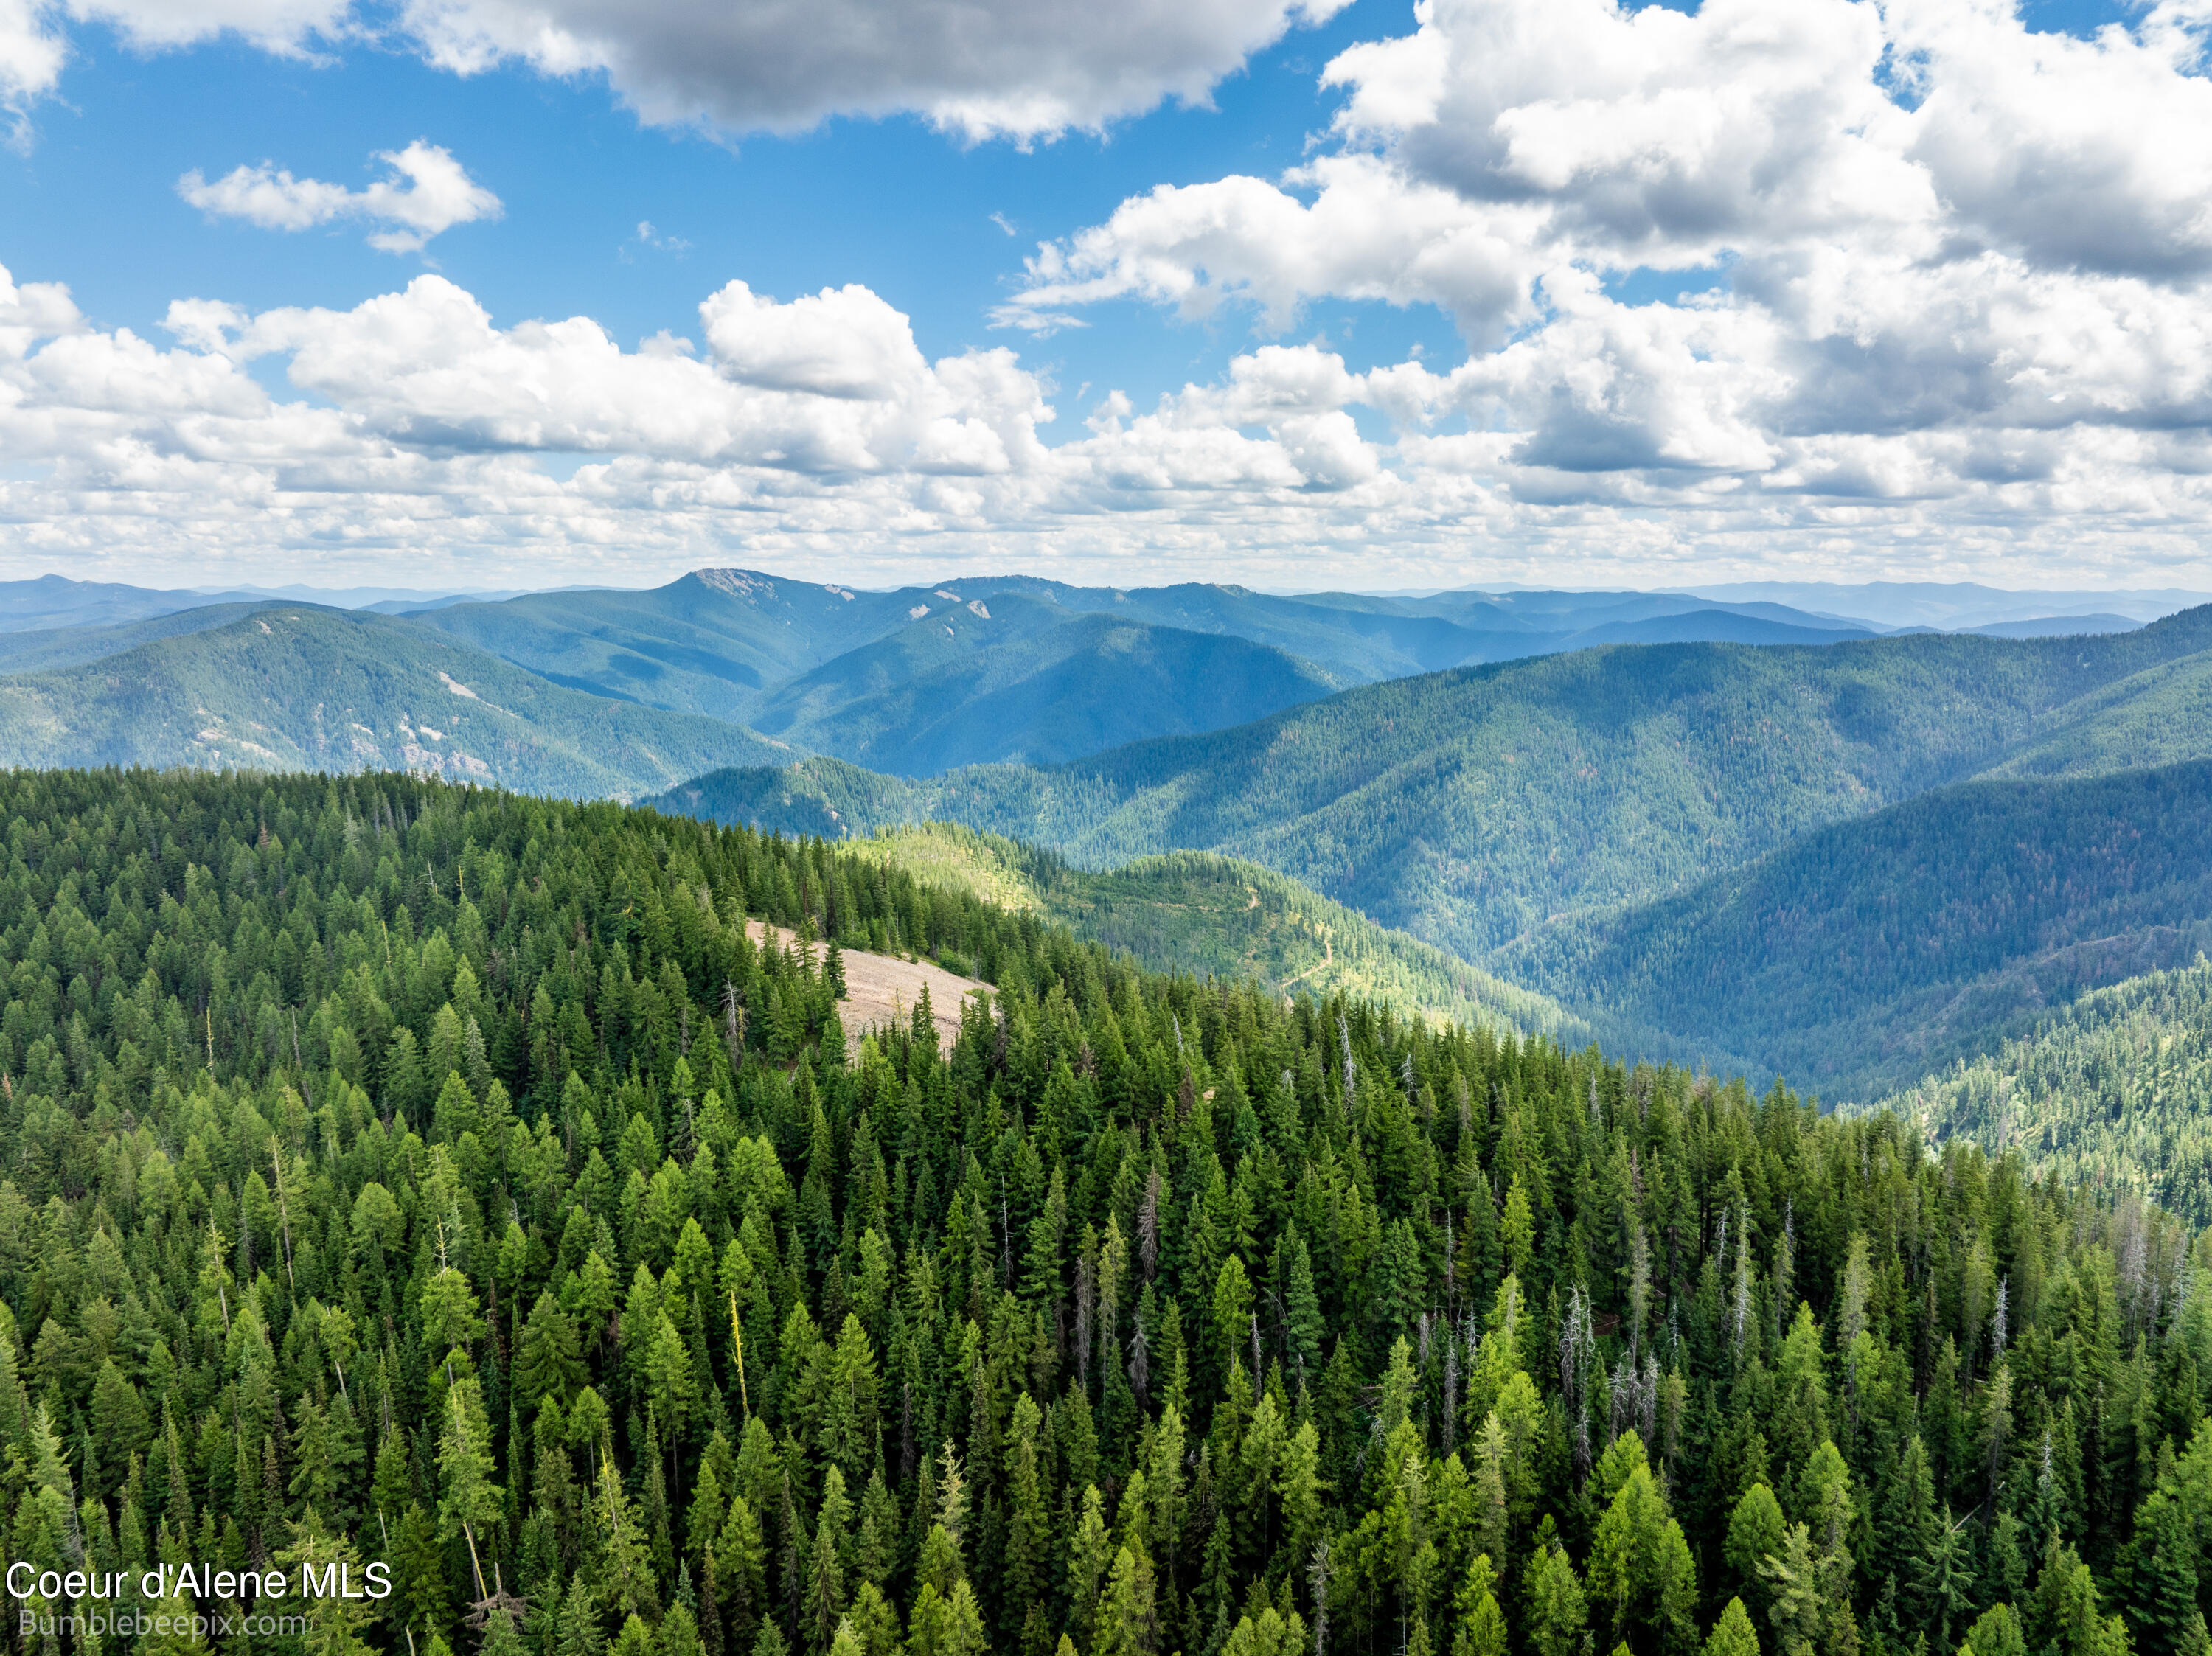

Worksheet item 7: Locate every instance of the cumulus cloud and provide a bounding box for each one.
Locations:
[10,0,1346,144]
[394,0,1349,141]
[178,142,502,253]
[5,248,2212,594]
[0,0,66,131]
[17,0,2212,588]
[66,0,351,52]
[3,0,346,136]
[0,259,1452,585]
[964,0,2212,582]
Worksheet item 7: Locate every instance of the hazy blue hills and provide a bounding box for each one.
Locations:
[402,568,1896,736]
[16,567,2146,790]
[0,601,284,672]
[746,589,1084,735]
[0,605,794,797]
[1684,577,2208,628]
[1065,582,1536,679]
[1497,758,2212,1098]
[652,605,2212,959]
[406,568,926,720]
[0,573,269,632]
[1966,613,2141,638]
[1542,607,1874,648]
[755,602,1346,773]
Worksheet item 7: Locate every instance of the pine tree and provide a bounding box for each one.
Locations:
[1526,1534,1588,1656]
[518,1294,587,1408]
[1094,1545,1161,1656]
[2123,1492,2201,1656]
[1067,1486,1115,1653]
[1004,1397,1051,1646]
[1760,1525,1823,1656]
[1706,1600,1761,1656]
[1728,1484,1787,1618]
[437,1375,504,1602]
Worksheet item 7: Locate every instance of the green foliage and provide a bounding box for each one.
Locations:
[840,821,1618,1052]
[0,765,2200,1656]
[652,608,2212,965]
[1706,1598,1760,1656]
[1503,760,2212,1098]
[1873,954,2212,1223]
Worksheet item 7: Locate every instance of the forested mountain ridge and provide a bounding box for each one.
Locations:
[743,594,1084,740]
[1492,759,2212,1099]
[0,607,796,799]
[1983,649,2212,783]
[4,571,2143,792]
[0,767,2205,1656]
[0,574,271,633]
[1869,956,2212,1225]
[651,604,2212,961]
[406,572,1882,726]
[758,616,1344,777]
[409,572,935,724]
[833,824,1628,1057]
[0,602,285,675]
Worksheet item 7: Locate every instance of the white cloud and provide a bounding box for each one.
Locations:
[3,0,345,136]
[178,142,502,253]
[0,0,66,133]
[962,0,2212,583]
[16,0,2212,589]
[1889,0,2212,279]
[395,0,1350,141]
[8,0,1346,151]
[1001,153,1553,344]
[4,248,2212,595]
[64,0,350,52]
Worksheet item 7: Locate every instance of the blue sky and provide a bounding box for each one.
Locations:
[0,0,2201,591]
[2,0,1467,411]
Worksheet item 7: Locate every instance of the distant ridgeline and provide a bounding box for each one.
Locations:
[1870,957,2212,1225]
[647,605,2212,964]
[835,824,1595,1043]
[652,608,2212,1107]
[1495,759,2212,1101]
[0,767,2205,1656]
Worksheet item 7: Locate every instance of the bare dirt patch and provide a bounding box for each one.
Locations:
[745,920,990,1053]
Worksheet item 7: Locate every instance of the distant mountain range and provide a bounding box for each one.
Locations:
[10,567,2185,792]
[648,603,2212,1096]
[652,606,2212,945]
[1679,578,2207,629]
[13,564,2212,1103]
[0,605,792,797]
[1498,758,2212,1096]
[0,567,1924,787]
[0,574,276,633]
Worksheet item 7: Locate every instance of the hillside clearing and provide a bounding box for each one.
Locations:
[745,918,988,1052]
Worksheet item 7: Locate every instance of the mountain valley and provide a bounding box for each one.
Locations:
[14,568,2212,1108]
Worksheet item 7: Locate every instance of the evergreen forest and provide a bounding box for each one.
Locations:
[0,767,2206,1656]
[1874,958,2212,1225]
